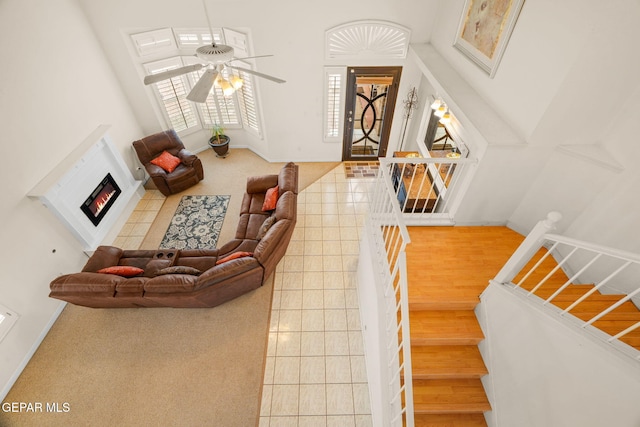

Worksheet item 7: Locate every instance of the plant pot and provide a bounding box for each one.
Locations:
[208,135,230,158]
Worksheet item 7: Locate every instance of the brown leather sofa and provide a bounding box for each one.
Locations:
[133,129,204,196]
[49,162,298,308]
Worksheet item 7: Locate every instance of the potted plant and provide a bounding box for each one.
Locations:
[208,124,230,158]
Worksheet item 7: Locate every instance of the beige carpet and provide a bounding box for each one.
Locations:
[1,149,338,427]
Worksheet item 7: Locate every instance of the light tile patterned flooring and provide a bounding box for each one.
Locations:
[260,165,373,427]
[113,165,375,426]
[112,189,165,250]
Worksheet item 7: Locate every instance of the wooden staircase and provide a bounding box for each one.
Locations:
[404,225,640,426]
[405,226,526,426]
[512,248,640,352]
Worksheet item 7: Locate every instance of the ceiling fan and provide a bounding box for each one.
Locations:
[143,2,285,103]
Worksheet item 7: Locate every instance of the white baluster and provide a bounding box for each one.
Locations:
[494,211,563,284]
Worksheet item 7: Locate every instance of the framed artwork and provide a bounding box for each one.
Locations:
[453,0,526,77]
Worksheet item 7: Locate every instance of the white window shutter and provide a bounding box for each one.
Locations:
[174,28,223,49]
[324,67,346,142]
[144,57,199,132]
[223,29,263,137]
[131,28,176,57]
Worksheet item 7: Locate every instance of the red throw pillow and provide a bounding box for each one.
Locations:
[216,251,253,265]
[150,150,181,173]
[262,185,279,211]
[97,266,144,277]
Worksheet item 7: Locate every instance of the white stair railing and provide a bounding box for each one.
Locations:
[365,162,414,426]
[378,155,475,225]
[493,212,640,361]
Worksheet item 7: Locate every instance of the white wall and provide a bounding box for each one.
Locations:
[0,0,143,399]
[77,0,441,162]
[477,283,640,427]
[422,0,640,246]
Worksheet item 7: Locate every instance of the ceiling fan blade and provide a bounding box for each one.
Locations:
[186,68,218,103]
[227,54,274,62]
[227,65,286,84]
[143,63,204,85]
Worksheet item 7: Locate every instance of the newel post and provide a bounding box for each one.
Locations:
[493,211,562,284]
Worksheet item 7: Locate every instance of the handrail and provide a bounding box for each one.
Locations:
[365,163,414,426]
[495,212,640,361]
[378,156,476,225]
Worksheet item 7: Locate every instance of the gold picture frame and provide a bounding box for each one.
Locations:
[453,0,526,78]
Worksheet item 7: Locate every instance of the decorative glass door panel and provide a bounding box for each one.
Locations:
[342,67,402,161]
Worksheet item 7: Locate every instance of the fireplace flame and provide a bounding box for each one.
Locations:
[94,189,117,216]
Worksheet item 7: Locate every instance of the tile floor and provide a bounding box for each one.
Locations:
[113,165,375,426]
[260,165,373,427]
[343,161,379,179]
[112,189,165,250]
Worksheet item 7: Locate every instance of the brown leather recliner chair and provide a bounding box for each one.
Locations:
[133,129,204,196]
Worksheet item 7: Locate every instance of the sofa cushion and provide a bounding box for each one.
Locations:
[275,191,297,221]
[50,272,121,294]
[278,162,298,194]
[216,251,253,265]
[155,266,202,276]
[144,259,174,277]
[97,266,144,277]
[82,246,123,272]
[256,215,277,240]
[195,257,262,290]
[144,274,199,293]
[246,174,278,194]
[262,185,279,211]
[150,150,181,173]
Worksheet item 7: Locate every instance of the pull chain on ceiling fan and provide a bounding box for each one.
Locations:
[143,0,285,103]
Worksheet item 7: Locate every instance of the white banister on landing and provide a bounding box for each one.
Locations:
[493,212,640,362]
[378,156,476,226]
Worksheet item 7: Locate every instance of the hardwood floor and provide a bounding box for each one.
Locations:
[404,225,640,426]
[405,226,526,426]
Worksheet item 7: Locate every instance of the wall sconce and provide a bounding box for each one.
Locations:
[435,104,447,118]
[440,111,451,124]
[430,98,442,110]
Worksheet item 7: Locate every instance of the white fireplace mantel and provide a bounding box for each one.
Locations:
[28,125,144,250]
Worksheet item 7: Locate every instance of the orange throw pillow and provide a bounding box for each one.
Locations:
[262,185,279,211]
[150,151,181,173]
[97,266,144,277]
[216,251,253,265]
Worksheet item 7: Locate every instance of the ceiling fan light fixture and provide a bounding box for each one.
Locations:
[230,75,244,90]
[218,79,235,96]
[195,43,234,63]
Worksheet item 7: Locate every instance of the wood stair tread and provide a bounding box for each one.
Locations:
[413,413,487,427]
[412,379,491,414]
[410,345,488,379]
[409,293,480,311]
[409,310,485,346]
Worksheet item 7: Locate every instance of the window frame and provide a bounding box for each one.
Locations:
[129,27,262,137]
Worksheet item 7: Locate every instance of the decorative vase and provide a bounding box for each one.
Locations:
[208,135,230,158]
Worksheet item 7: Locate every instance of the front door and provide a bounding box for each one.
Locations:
[342,66,402,161]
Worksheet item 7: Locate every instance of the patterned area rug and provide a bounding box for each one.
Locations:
[159,195,230,250]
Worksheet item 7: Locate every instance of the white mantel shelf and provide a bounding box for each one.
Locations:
[409,43,525,147]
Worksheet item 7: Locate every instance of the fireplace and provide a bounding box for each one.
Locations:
[80,173,122,226]
[28,125,144,250]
